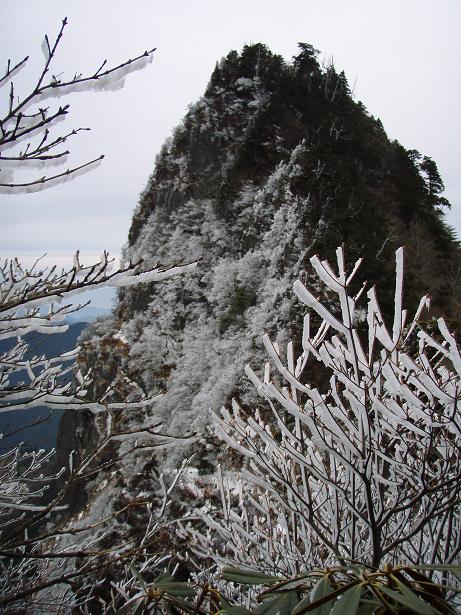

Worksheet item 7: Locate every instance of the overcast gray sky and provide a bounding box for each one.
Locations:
[1,0,460,308]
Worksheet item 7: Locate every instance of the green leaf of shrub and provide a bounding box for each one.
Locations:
[255,591,299,615]
[310,576,335,615]
[222,567,281,585]
[329,584,362,615]
[157,582,196,597]
[293,579,360,615]
[219,607,254,615]
[411,565,461,580]
[379,583,439,615]
[130,566,147,589]
[291,594,312,615]
[154,573,175,585]
[114,596,144,615]
[403,568,444,599]
[356,604,378,615]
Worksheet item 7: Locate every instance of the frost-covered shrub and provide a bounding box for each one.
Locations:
[191,248,461,578]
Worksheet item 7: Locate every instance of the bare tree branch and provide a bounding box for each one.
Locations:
[0,17,155,193]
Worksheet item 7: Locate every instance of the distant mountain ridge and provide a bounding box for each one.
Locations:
[66,305,111,323]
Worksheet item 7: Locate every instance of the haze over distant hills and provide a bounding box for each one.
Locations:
[66,305,111,323]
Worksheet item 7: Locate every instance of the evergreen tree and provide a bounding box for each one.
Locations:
[420,155,451,208]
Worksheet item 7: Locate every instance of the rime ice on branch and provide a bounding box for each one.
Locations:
[0,17,155,193]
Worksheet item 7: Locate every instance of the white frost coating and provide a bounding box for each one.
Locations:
[2,167,81,194]
[30,51,155,104]
[0,158,104,194]
[262,334,311,395]
[346,257,363,284]
[0,166,14,184]
[0,323,69,340]
[293,279,348,336]
[437,318,461,376]
[0,111,67,153]
[106,261,197,288]
[244,364,264,393]
[0,258,197,318]
[309,253,343,293]
[392,247,404,344]
[41,36,50,61]
[0,153,70,171]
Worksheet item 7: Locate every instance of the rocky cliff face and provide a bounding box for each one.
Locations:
[78,43,458,471]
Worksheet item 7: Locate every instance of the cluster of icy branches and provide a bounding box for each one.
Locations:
[187,248,461,577]
[0,463,188,613]
[0,17,155,193]
[0,252,195,611]
[0,18,202,611]
[0,253,195,415]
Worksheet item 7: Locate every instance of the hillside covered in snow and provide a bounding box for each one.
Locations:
[78,44,457,451]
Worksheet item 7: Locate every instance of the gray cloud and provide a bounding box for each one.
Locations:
[1,0,460,277]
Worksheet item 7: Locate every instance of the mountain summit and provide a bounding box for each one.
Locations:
[81,42,458,459]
